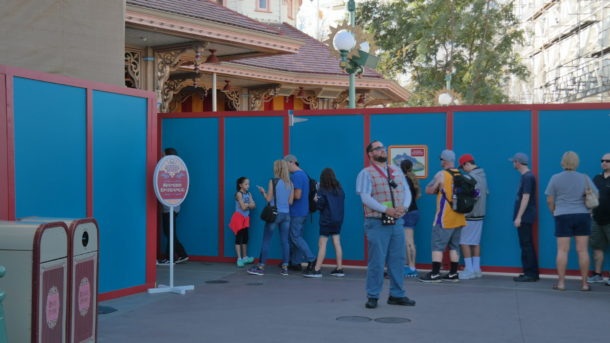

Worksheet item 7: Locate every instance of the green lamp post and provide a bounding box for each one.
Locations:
[331,0,379,108]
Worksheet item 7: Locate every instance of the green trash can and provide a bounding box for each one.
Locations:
[0,221,68,343]
[21,218,99,343]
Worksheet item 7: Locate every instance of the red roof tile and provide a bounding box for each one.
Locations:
[127,0,280,35]
[233,23,382,78]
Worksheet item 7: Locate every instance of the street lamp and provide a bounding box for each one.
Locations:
[329,0,379,108]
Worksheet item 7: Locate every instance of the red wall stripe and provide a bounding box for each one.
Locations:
[86,89,93,217]
[5,72,15,220]
[0,73,8,220]
[363,114,370,260]
[531,110,540,256]
[445,110,454,149]
[283,111,290,155]
[145,97,158,285]
[218,116,225,257]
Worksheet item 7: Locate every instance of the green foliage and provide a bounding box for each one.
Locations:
[357,0,529,105]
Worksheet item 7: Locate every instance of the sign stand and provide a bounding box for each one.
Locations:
[148,155,194,295]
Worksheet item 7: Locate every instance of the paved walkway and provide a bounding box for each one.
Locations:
[98,262,610,343]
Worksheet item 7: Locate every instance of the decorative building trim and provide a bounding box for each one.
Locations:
[125,49,142,89]
[195,62,410,102]
[125,9,303,54]
[248,87,276,110]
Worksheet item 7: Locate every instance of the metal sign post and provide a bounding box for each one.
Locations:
[148,155,194,295]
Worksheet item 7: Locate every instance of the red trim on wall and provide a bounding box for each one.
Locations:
[98,283,153,302]
[86,89,93,217]
[363,114,370,260]
[445,110,454,149]
[531,110,540,255]
[284,111,290,155]
[0,72,8,220]
[218,116,226,257]
[146,97,158,286]
[5,72,15,220]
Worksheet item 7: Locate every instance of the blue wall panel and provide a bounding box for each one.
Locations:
[290,115,364,261]
[162,118,219,257]
[93,91,147,293]
[371,113,446,264]
[539,109,610,271]
[454,111,531,268]
[224,116,284,260]
[13,78,86,218]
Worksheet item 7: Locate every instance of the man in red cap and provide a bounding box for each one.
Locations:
[457,154,488,279]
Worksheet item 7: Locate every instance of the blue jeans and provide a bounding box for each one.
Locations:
[365,217,406,299]
[289,216,315,263]
[259,212,290,266]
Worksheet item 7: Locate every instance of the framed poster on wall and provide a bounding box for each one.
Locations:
[388,145,428,179]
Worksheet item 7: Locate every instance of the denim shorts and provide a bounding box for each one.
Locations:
[402,210,420,228]
[554,213,591,237]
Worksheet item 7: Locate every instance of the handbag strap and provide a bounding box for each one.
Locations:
[270,178,279,206]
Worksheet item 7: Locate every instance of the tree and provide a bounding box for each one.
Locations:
[357,0,529,105]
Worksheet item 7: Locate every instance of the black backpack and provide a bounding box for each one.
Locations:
[307,176,317,213]
[444,169,477,214]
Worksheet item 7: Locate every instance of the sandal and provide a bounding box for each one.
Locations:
[552,284,565,291]
[581,285,592,292]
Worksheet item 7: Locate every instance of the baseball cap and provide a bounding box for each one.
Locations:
[440,149,455,162]
[458,154,475,167]
[283,154,298,163]
[509,152,529,164]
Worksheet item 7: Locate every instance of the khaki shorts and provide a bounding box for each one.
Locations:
[590,221,610,250]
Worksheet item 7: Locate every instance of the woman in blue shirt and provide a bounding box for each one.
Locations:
[248,160,294,276]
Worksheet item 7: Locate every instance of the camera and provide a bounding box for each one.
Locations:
[388,179,398,189]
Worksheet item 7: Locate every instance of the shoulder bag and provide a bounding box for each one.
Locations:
[260,178,279,222]
[584,175,599,209]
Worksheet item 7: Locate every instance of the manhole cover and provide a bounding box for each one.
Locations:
[374,317,411,324]
[336,316,372,323]
[97,306,118,315]
[246,282,264,286]
[205,280,228,284]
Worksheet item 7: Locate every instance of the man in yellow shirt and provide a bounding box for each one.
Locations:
[420,149,466,282]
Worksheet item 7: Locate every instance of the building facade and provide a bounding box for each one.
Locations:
[509,0,610,103]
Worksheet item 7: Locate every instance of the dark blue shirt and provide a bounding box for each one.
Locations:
[316,187,345,229]
[514,171,537,224]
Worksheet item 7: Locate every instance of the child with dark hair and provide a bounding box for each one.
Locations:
[305,168,345,278]
[400,159,421,277]
[228,176,256,267]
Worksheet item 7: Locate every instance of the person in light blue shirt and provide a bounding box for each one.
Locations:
[545,151,598,291]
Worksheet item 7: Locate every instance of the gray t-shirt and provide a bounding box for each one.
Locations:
[545,171,598,216]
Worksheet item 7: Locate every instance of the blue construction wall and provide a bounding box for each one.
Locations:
[162,106,610,274]
[454,110,532,269]
[162,118,220,257]
[290,115,365,260]
[539,109,610,271]
[370,112,446,264]
[93,91,148,293]
[13,78,86,218]
[10,76,151,295]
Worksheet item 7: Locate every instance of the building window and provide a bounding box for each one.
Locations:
[256,0,271,12]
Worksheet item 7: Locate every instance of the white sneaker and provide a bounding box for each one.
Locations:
[459,269,476,280]
[475,270,483,278]
[606,279,610,286]
[588,274,605,283]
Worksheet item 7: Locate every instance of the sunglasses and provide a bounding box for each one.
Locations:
[371,146,386,152]
[602,159,610,163]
